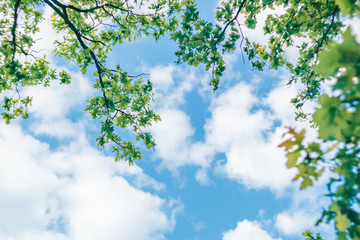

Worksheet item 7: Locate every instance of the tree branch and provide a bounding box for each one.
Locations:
[44,0,110,112]
[304,9,337,98]
[210,0,247,49]
[11,0,21,62]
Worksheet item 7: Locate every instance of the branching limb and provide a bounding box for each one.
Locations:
[11,0,21,62]
[210,0,247,49]
[44,0,110,112]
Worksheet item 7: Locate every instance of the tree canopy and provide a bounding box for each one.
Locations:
[1,0,359,239]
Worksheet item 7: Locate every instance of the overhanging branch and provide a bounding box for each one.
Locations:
[44,0,110,112]
[210,0,247,49]
[11,0,21,62]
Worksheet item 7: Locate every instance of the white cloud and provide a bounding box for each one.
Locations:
[144,64,211,170]
[274,173,335,239]
[148,64,197,108]
[58,162,169,240]
[204,82,297,192]
[144,61,320,195]
[275,211,314,235]
[21,71,94,139]
[149,108,195,170]
[144,63,297,191]
[195,167,211,185]
[222,220,281,240]
[32,6,62,61]
[149,65,176,93]
[0,121,178,240]
[144,62,317,193]
[24,72,93,121]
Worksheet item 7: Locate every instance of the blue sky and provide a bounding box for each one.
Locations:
[2,1,356,240]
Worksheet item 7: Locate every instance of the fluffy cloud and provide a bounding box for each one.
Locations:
[145,64,210,170]
[144,62,315,192]
[203,81,298,192]
[222,220,281,240]
[275,211,314,235]
[149,64,198,108]
[0,121,178,240]
[23,71,93,121]
[21,70,94,141]
[150,108,195,170]
[0,8,183,238]
[145,61,321,197]
[274,173,335,239]
[0,62,178,240]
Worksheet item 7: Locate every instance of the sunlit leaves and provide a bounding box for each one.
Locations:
[280,22,360,238]
[302,230,324,240]
[1,1,359,237]
[172,0,343,104]
[0,0,188,164]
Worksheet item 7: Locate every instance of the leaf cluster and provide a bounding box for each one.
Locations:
[0,0,191,164]
[171,0,343,112]
[279,24,360,240]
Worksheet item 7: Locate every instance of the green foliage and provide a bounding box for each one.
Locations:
[278,3,360,238]
[303,230,324,240]
[173,1,359,237]
[171,0,343,114]
[0,0,190,165]
[1,0,359,238]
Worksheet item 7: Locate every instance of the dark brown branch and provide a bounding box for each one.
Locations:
[210,0,247,49]
[49,0,107,13]
[15,42,39,59]
[80,34,106,46]
[50,0,155,17]
[101,7,126,29]
[128,73,150,78]
[304,9,337,98]
[109,69,149,78]
[44,0,110,112]
[314,10,337,58]
[11,0,21,62]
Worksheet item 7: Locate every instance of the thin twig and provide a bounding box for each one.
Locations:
[209,0,247,49]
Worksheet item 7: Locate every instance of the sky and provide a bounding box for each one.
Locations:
[3,1,359,240]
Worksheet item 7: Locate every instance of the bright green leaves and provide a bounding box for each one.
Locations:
[285,150,300,168]
[316,28,360,77]
[302,230,324,240]
[278,128,324,190]
[43,0,190,164]
[85,67,160,164]
[59,70,71,84]
[1,96,32,124]
[0,0,60,125]
[280,124,360,238]
[280,24,360,238]
[273,1,360,238]
[171,0,343,106]
[171,0,244,90]
[313,95,347,141]
[1,0,189,165]
[335,0,360,16]
[257,0,342,120]
[331,202,351,232]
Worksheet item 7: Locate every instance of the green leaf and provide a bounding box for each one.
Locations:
[335,213,351,232]
[286,150,300,168]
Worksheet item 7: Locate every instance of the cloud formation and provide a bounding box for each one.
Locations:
[222,220,281,240]
[0,120,178,240]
